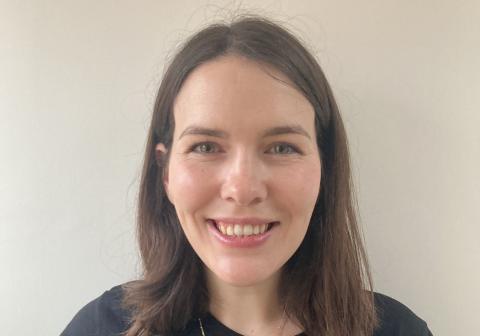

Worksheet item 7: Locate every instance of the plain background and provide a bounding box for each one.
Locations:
[1,1,479,335]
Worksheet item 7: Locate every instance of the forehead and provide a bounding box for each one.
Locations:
[173,55,315,136]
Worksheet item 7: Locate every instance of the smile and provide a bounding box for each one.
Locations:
[209,219,277,237]
[206,219,279,248]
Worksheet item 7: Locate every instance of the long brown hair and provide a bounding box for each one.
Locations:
[121,14,379,336]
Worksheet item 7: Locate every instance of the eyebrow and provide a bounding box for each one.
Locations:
[178,124,312,140]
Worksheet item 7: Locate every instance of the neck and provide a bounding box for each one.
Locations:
[205,268,292,335]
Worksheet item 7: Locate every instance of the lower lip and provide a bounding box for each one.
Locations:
[206,220,277,248]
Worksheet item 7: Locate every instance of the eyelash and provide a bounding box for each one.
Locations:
[188,142,302,155]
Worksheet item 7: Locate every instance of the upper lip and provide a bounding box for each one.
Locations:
[210,217,277,225]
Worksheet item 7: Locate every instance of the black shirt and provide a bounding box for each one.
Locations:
[61,284,433,335]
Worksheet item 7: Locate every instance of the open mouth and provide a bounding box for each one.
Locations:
[207,219,278,237]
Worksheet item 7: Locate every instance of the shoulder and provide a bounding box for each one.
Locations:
[373,292,433,336]
[61,284,132,336]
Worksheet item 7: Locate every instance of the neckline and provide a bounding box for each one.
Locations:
[203,312,306,336]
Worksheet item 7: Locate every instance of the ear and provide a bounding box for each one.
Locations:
[155,142,170,190]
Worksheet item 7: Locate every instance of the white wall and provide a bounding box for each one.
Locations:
[1,1,478,334]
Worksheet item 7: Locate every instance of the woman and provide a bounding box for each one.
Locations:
[62,15,433,336]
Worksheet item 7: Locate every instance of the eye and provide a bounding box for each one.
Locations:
[189,142,219,154]
[268,143,301,155]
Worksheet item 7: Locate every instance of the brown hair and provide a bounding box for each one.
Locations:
[121,14,379,336]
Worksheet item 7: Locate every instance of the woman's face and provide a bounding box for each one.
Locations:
[158,55,321,286]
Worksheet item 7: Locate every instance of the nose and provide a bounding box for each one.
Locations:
[220,151,268,206]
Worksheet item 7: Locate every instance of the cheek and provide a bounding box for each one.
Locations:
[274,163,321,218]
[167,160,215,212]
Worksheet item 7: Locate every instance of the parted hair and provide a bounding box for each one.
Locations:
[121,14,379,336]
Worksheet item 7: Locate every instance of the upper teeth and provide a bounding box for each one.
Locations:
[217,223,269,237]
